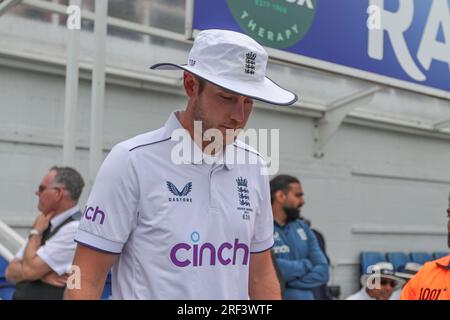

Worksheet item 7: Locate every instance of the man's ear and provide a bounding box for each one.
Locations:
[183,72,199,98]
[56,188,65,202]
[275,190,286,204]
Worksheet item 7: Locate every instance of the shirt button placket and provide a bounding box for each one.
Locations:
[208,164,223,214]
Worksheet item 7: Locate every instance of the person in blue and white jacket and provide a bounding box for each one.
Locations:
[270,175,329,300]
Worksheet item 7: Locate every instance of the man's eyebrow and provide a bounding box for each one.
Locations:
[215,89,254,103]
[217,87,252,98]
[217,88,238,95]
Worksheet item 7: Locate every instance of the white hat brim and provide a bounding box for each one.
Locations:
[360,274,405,290]
[394,272,416,280]
[150,63,298,106]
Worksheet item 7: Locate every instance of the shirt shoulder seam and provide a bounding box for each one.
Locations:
[129,136,171,152]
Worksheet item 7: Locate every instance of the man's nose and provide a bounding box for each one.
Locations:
[299,198,305,207]
[229,97,246,123]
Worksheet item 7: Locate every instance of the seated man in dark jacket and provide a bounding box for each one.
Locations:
[270,175,329,300]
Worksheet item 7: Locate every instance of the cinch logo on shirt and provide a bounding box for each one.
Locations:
[169,232,249,267]
[83,206,106,224]
[167,181,193,202]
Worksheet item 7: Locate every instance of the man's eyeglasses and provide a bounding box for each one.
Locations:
[380,278,397,287]
[37,185,61,193]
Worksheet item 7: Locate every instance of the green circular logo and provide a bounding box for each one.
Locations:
[226,0,317,49]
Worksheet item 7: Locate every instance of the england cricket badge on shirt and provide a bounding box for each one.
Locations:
[236,176,252,221]
[297,228,308,240]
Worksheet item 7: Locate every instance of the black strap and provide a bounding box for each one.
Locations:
[41,212,80,246]
[40,224,52,246]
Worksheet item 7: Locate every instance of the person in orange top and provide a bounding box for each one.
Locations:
[400,200,450,300]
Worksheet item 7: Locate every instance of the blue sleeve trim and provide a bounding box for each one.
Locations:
[75,240,121,255]
[251,243,274,254]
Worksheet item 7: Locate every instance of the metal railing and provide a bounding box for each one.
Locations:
[0,219,26,262]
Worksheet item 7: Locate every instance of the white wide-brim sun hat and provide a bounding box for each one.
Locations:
[150,29,298,106]
[360,262,405,290]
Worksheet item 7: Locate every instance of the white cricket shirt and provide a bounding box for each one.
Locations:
[75,112,274,299]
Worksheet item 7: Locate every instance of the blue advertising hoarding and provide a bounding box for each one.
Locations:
[193,0,450,95]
